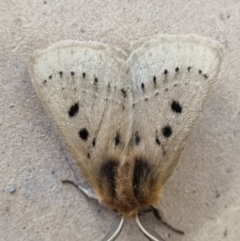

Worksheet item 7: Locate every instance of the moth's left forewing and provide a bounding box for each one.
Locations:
[128,34,223,186]
[29,41,133,195]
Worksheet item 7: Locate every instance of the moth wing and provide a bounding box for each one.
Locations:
[29,40,132,187]
[128,34,223,183]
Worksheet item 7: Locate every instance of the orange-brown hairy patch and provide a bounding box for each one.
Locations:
[95,154,164,217]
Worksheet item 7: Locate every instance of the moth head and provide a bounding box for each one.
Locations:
[95,154,164,218]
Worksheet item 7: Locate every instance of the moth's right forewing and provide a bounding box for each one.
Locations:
[128,34,224,184]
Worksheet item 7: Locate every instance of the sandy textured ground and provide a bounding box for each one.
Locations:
[1,0,240,240]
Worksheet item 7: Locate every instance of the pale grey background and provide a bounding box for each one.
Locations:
[1,0,240,240]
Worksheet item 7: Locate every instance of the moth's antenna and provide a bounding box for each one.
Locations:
[101,216,124,241]
[136,215,165,241]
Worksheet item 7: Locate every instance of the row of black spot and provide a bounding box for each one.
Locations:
[78,128,122,145]
[43,66,208,87]
[43,71,87,85]
[79,125,173,154]
[78,124,172,151]
[57,71,87,79]
[43,71,129,101]
[140,66,208,93]
[78,124,173,144]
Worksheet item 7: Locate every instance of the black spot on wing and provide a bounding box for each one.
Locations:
[153,76,156,87]
[135,131,140,145]
[164,69,168,75]
[59,71,63,78]
[114,132,121,146]
[100,160,119,197]
[141,83,145,92]
[68,102,79,117]
[49,75,52,80]
[94,77,98,84]
[121,88,127,98]
[187,66,191,72]
[171,101,182,113]
[132,158,154,198]
[155,137,161,146]
[79,128,89,141]
[82,72,86,78]
[175,67,179,73]
[162,125,172,138]
[92,138,96,147]
[70,71,75,77]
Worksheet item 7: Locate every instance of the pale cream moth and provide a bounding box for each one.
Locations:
[29,34,223,240]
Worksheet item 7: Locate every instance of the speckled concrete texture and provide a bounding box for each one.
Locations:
[1,0,240,240]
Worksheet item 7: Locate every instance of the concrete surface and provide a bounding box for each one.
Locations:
[1,0,240,240]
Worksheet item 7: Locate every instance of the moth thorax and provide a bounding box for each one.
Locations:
[96,156,163,218]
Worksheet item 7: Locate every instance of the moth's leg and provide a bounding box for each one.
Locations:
[140,205,165,219]
[151,203,166,220]
[151,206,184,235]
[138,205,184,239]
[62,180,97,200]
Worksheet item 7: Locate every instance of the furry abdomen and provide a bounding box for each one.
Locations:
[94,154,164,218]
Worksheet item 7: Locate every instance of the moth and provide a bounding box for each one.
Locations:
[29,34,223,240]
